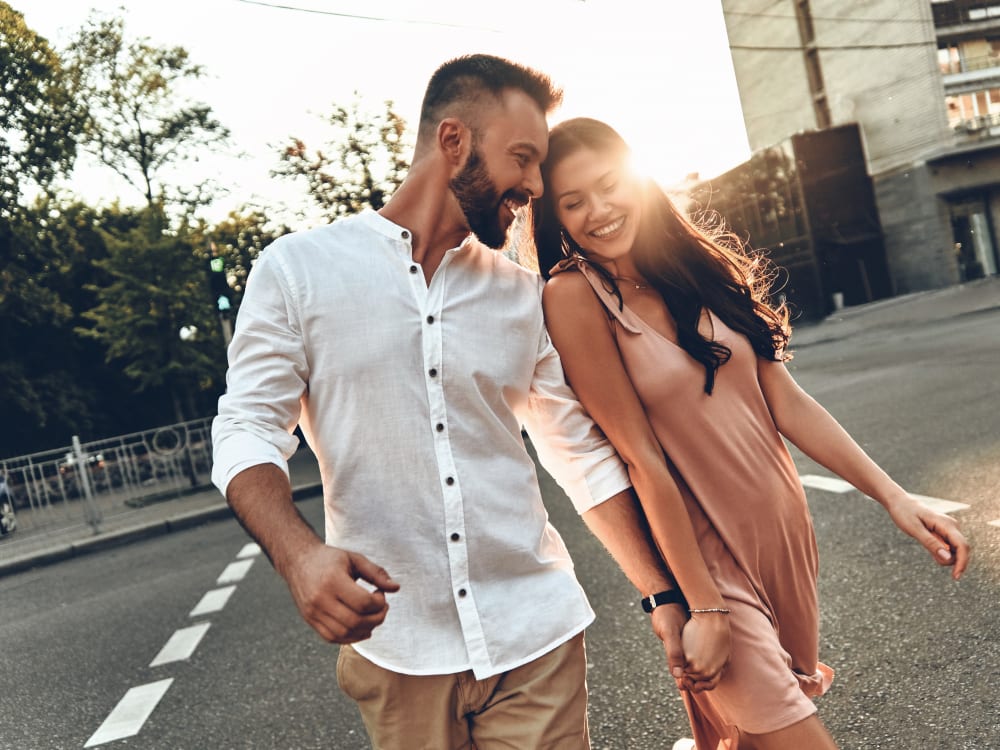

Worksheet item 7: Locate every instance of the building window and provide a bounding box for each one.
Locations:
[945,87,1000,129]
[938,44,961,74]
[968,5,1000,21]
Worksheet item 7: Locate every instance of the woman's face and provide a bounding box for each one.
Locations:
[549,146,642,265]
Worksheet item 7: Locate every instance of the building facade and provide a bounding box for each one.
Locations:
[717,0,1000,299]
[689,124,893,320]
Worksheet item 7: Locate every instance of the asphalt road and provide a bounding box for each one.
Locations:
[1,302,998,750]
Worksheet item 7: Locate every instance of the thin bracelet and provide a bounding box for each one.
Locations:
[688,607,731,614]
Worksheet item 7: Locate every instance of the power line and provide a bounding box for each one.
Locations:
[234,0,500,31]
[730,41,935,51]
[724,9,932,25]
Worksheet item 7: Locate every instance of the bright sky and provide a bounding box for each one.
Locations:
[20,0,751,224]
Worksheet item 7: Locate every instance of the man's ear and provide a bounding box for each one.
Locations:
[438,118,470,169]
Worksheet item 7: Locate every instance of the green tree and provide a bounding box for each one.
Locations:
[64,12,230,210]
[79,207,226,424]
[0,2,80,210]
[0,5,91,456]
[273,94,410,222]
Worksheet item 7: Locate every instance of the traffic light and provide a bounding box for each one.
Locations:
[208,256,232,312]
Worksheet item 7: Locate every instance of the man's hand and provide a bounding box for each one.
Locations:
[285,542,400,643]
[650,604,688,690]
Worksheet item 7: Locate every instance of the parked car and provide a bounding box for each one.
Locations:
[0,475,16,537]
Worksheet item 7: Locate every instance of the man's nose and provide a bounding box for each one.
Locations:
[524,164,543,199]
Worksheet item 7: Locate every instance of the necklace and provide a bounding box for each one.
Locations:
[614,276,648,290]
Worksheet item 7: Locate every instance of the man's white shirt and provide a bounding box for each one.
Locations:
[213,210,629,679]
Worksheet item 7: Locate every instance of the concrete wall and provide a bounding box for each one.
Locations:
[813,0,950,174]
[721,0,816,150]
[872,164,960,293]
[722,0,950,172]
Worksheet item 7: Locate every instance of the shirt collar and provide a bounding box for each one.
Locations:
[358,209,473,255]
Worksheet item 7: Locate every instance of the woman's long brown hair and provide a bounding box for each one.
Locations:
[530,117,791,394]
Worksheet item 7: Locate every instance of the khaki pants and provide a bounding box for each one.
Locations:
[336,633,590,749]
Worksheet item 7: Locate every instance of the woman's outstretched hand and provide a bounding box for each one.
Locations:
[885,493,970,580]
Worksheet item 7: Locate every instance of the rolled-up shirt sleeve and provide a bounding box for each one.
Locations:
[211,245,309,496]
[521,322,631,515]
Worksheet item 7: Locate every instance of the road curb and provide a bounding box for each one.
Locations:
[0,483,323,578]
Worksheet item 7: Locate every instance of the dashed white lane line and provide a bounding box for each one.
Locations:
[149,623,212,668]
[217,558,255,585]
[189,585,237,618]
[84,678,174,747]
[989,520,1000,528]
[800,475,970,515]
[237,542,261,559]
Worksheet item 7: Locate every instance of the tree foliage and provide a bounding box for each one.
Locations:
[64,13,230,209]
[78,207,226,422]
[203,209,290,308]
[273,94,410,221]
[0,1,80,210]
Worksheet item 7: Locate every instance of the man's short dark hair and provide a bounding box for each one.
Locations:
[418,54,562,139]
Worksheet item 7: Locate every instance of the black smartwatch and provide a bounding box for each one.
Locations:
[641,589,687,613]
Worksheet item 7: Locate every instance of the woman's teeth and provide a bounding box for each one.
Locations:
[591,217,625,238]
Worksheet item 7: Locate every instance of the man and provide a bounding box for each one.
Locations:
[212,54,685,749]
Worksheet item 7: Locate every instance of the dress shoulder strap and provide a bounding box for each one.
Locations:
[549,257,641,334]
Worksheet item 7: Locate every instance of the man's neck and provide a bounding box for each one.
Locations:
[378,172,471,281]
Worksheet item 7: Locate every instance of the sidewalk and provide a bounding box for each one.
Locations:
[791,275,1000,347]
[2,276,996,579]
[0,448,322,578]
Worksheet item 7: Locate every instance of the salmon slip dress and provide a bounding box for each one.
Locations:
[555,259,834,749]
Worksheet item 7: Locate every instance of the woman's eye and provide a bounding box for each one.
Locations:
[602,182,618,193]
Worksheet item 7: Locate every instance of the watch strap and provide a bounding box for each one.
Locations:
[641,589,687,613]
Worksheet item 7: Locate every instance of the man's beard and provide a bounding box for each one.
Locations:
[449,147,510,250]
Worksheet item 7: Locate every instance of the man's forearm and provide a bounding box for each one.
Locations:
[581,488,675,596]
[226,462,324,579]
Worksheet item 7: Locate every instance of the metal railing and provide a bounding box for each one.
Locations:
[953,111,1000,136]
[0,418,214,536]
[939,53,1000,75]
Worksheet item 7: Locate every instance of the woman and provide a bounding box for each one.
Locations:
[530,118,970,750]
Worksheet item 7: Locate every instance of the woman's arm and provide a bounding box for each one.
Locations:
[757,357,970,579]
[543,273,730,686]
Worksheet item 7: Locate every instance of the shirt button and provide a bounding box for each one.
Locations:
[401,230,410,240]
[409,265,418,274]
[429,368,438,378]
[451,532,460,541]
[458,588,467,597]
[436,423,444,432]
[426,315,435,324]
[445,476,455,486]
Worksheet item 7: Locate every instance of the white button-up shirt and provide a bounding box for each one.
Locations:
[212,210,630,679]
